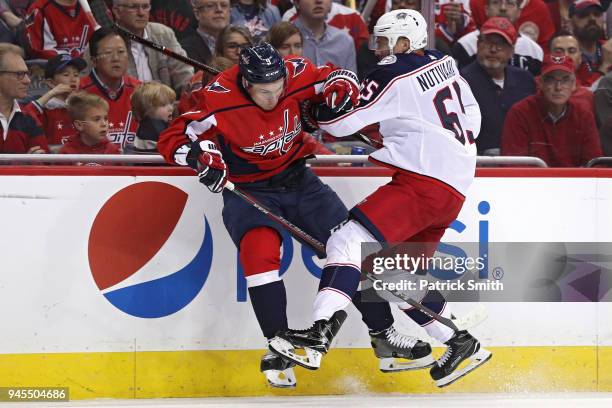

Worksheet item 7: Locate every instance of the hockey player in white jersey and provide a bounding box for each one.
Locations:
[269,9,492,387]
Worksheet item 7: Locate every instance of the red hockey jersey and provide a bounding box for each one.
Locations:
[80,71,141,151]
[23,99,76,145]
[158,57,333,183]
[25,0,96,59]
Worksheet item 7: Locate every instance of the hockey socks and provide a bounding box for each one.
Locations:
[312,264,361,321]
[401,289,454,343]
[352,289,394,333]
[248,280,288,339]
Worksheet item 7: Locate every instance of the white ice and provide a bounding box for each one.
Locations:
[15,393,612,408]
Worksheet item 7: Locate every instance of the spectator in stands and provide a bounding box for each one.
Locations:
[130,81,175,153]
[24,0,96,59]
[81,27,140,151]
[214,25,252,64]
[230,0,281,42]
[60,91,120,158]
[112,0,194,93]
[461,17,535,155]
[470,0,556,51]
[177,55,233,114]
[24,54,85,149]
[569,0,611,86]
[0,43,47,153]
[435,0,471,47]
[453,0,544,76]
[501,54,602,166]
[267,20,302,56]
[594,70,612,154]
[0,0,27,43]
[150,0,197,41]
[180,0,230,65]
[290,0,356,71]
[282,0,368,51]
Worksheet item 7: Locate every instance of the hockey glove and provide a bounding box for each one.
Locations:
[299,100,320,133]
[186,140,228,193]
[322,69,360,113]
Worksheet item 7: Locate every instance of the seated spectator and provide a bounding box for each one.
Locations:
[267,20,302,56]
[282,0,368,51]
[501,54,602,166]
[470,0,555,51]
[80,27,141,151]
[0,0,29,44]
[130,82,175,153]
[24,0,96,59]
[180,0,230,65]
[177,55,233,113]
[214,25,252,64]
[461,17,535,155]
[569,0,612,87]
[150,0,197,41]
[290,0,356,71]
[594,70,612,154]
[0,43,47,154]
[230,0,281,42]
[112,0,194,94]
[60,91,120,158]
[453,2,543,76]
[435,0,472,47]
[23,54,86,147]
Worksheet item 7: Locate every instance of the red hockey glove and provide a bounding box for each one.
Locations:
[186,140,228,193]
[322,69,360,113]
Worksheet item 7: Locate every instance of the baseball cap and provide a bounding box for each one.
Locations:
[569,0,603,18]
[481,17,517,46]
[540,54,575,76]
[45,54,87,78]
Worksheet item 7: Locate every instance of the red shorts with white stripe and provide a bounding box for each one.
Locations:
[350,170,464,248]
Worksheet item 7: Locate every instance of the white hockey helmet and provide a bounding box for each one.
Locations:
[371,9,428,54]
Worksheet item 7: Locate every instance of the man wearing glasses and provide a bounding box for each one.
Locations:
[180,0,231,65]
[501,54,602,166]
[112,0,194,93]
[0,44,47,154]
[24,0,97,59]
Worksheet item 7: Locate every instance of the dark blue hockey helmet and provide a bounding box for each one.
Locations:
[239,42,287,84]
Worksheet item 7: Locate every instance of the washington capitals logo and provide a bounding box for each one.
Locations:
[242,109,301,156]
[206,81,230,93]
[288,58,307,78]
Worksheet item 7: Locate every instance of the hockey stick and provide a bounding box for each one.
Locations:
[222,180,486,332]
[112,23,221,75]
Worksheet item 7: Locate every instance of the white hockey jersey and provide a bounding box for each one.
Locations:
[319,50,481,196]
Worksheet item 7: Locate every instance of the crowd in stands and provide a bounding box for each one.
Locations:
[0,0,611,167]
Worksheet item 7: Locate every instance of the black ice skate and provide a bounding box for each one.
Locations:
[370,325,435,372]
[260,350,297,388]
[268,310,348,370]
[430,330,492,387]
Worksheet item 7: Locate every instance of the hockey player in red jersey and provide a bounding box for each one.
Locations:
[158,42,435,388]
[269,9,492,388]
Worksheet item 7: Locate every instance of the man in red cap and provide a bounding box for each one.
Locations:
[461,16,535,155]
[501,53,602,166]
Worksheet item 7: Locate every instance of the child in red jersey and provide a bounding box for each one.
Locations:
[24,54,86,150]
[59,92,120,162]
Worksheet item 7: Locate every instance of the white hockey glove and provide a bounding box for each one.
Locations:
[322,69,360,113]
[186,140,228,193]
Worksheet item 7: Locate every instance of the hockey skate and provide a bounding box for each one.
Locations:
[260,351,297,388]
[268,310,348,370]
[370,325,435,372]
[430,330,492,387]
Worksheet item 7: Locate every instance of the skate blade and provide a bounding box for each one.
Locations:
[435,348,492,388]
[379,354,436,372]
[268,336,323,370]
[263,367,297,388]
